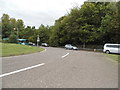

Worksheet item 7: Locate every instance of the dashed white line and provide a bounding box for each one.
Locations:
[0,63,45,78]
[62,53,69,58]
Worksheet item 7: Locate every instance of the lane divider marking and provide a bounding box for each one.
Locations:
[0,63,45,78]
[62,53,69,58]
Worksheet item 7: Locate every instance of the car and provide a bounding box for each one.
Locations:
[103,43,120,54]
[29,42,36,46]
[41,43,48,47]
[65,44,78,50]
[72,46,78,50]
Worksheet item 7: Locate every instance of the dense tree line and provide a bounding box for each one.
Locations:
[1,1,120,47]
[49,2,120,47]
[1,14,51,44]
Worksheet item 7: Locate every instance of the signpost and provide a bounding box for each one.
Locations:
[37,35,40,47]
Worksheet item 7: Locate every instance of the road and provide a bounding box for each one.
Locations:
[1,47,118,88]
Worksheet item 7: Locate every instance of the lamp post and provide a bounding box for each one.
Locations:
[37,35,40,47]
[14,27,19,39]
[14,28,19,43]
[17,28,19,39]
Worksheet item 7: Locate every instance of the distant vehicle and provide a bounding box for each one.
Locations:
[103,43,120,54]
[29,42,36,46]
[17,39,29,45]
[65,44,78,50]
[41,43,48,47]
[72,46,78,50]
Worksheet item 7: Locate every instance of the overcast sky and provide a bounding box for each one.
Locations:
[0,0,87,28]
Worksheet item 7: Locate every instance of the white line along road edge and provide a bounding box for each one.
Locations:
[0,63,45,78]
[41,48,47,53]
[62,53,69,58]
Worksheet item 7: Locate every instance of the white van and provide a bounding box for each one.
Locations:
[103,44,120,54]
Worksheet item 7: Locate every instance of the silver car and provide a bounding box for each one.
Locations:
[65,44,78,50]
[41,43,48,47]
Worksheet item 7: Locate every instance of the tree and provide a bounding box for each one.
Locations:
[16,19,25,38]
[2,14,11,38]
[0,21,2,41]
[98,2,120,44]
[8,33,17,43]
[1,1,119,46]
[37,24,50,44]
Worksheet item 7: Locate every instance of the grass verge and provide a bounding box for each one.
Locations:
[105,53,120,62]
[1,43,44,57]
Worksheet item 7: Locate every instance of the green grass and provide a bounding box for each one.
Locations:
[105,53,120,62]
[1,43,44,57]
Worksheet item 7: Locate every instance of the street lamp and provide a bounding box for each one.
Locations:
[14,27,19,39]
[37,35,40,47]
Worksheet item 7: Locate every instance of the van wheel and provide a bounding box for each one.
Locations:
[106,50,110,54]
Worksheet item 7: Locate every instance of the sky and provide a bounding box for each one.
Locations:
[0,0,87,28]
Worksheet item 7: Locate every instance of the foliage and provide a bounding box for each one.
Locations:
[49,2,119,46]
[1,1,119,47]
[8,33,17,43]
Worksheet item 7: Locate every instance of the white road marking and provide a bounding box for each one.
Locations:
[62,53,69,58]
[0,63,45,78]
[41,49,46,53]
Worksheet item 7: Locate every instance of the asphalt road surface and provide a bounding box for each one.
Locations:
[2,47,118,88]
